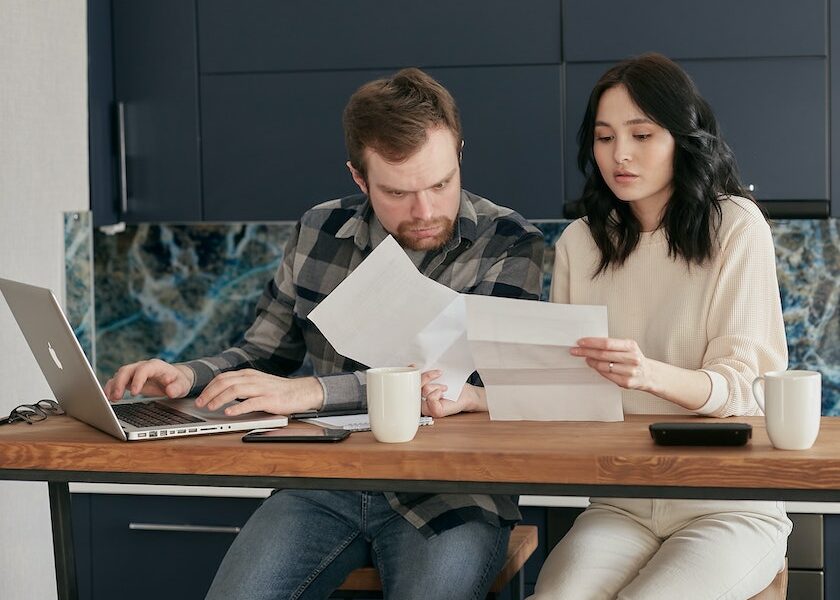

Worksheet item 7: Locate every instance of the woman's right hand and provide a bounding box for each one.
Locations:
[420,370,488,418]
[103,359,194,402]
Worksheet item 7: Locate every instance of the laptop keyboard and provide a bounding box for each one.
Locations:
[113,401,205,428]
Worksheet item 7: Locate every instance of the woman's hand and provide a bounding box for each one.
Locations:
[571,337,712,411]
[420,370,488,418]
[571,337,655,392]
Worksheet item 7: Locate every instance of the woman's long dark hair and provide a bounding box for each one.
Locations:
[577,53,755,275]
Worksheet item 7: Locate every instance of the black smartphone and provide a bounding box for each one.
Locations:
[242,427,350,443]
[649,422,752,446]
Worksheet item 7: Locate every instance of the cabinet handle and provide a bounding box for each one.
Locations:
[128,522,241,534]
[116,101,129,215]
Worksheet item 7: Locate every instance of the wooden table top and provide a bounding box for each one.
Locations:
[2,413,840,498]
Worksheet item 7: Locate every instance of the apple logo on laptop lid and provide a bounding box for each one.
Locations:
[48,342,64,370]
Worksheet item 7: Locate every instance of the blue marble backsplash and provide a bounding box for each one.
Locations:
[64,215,840,414]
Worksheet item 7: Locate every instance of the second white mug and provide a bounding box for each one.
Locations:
[752,370,821,450]
[366,367,421,443]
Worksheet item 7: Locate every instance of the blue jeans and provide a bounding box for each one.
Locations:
[205,490,510,600]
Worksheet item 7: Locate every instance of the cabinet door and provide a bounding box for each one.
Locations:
[85,494,262,599]
[200,70,379,222]
[197,0,561,73]
[564,58,828,209]
[71,494,93,600]
[832,0,840,217]
[564,0,826,62]
[111,0,203,222]
[826,515,840,599]
[88,0,119,227]
[427,66,564,219]
[201,66,564,221]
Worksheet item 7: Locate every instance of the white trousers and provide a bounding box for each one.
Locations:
[529,498,791,600]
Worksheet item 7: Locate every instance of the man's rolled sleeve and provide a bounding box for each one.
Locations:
[318,371,367,412]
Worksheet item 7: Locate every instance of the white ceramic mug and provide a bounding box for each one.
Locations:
[366,367,421,443]
[752,370,821,450]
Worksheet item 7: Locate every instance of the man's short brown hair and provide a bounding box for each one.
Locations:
[342,68,462,180]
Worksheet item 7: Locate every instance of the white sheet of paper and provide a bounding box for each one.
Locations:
[465,295,624,421]
[309,235,623,421]
[308,236,475,398]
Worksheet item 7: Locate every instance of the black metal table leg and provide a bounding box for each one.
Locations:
[48,481,78,600]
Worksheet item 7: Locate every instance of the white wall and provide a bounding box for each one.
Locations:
[0,1,88,598]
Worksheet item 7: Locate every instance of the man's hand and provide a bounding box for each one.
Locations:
[194,369,324,416]
[104,359,194,401]
[420,370,487,418]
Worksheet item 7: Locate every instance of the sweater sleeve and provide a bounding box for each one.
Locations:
[696,217,788,417]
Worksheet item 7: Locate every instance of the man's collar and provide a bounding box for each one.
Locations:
[334,189,479,252]
[334,195,374,250]
[454,189,478,246]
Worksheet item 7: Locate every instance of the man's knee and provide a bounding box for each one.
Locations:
[379,521,510,599]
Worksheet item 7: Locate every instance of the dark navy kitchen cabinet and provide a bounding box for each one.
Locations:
[108,0,203,223]
[201,65,564,221]
[563,0,826,62]
[199,70,374,222]
[826,515,840,599]
[72,494,262,599]
[427,66,563,219]
[89,0,835,224]
[72,494,839,599]
[197,0,561,73]
[71,493,554,600]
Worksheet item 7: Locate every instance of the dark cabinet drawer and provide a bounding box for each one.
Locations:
[789,513,823,569]
[72,495,553,600]
[201,65,564,221]
[564,58,827,206]
[197,0,561,73]
[788,570,824,600]
[564,0,826,62]
[73,494,263,600]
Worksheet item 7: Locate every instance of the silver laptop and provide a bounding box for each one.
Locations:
[0,277,288,441]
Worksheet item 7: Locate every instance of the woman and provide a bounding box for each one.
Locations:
[422,53,791,599]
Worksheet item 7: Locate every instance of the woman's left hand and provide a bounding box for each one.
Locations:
[571,337,654,392]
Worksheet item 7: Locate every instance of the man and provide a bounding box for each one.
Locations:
[105,68,544,599]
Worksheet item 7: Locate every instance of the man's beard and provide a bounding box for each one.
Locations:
[394,216,456,251]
